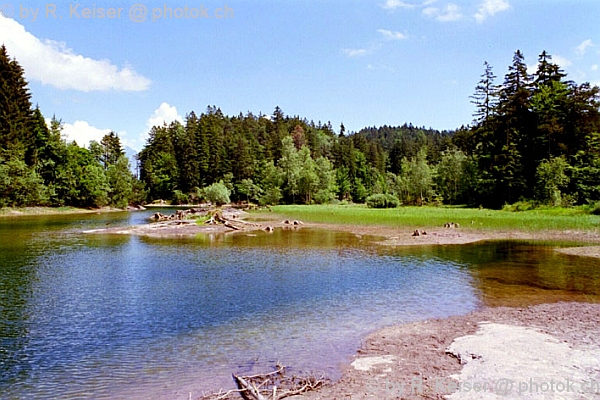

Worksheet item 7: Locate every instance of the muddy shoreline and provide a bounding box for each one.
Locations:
[289,302,600,400]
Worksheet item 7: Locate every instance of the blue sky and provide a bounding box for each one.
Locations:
[1,0,599,150]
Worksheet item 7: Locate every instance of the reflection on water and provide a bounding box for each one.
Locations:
[0,211,598,399]
[381,241,600,307]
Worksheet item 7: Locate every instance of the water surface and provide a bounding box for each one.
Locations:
[0,210,598,399]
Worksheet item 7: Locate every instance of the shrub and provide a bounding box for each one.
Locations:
[203,181,231,206]
[502,200,539,212]
[172,190,189,205]
[591,201,600,216]
[366,193,400,209]
[259,187,282,206]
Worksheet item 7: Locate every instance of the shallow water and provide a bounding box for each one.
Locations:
[0,210,598,399]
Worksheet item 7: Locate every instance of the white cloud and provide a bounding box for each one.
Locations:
[592,65,598,72]
[0,15,150,92]
[381,0,416,10]
[552,55,572,69]
[474,0,510,23]
[367,64,395,72]
[60,120,112,147]
[377,29,408,40]
[575,39,594,56]
[423,3,462,21]
[342,48,368,57]
[527,55,573,76]
[146,103,184,130]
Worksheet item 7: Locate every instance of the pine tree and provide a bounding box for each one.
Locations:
[0,45,34,162]
[100,132,124,169]
[471,61,499,124]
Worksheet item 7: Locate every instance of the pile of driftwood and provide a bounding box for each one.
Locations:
[199,365,329,400]
[206,211,266,232]
[149,207,303,233]
[151,207,210,221]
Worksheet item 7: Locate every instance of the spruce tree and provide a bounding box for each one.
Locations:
[0,45,34,161]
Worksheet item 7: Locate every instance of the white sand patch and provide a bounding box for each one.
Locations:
[351,355,396,371]
[446,322,600,399]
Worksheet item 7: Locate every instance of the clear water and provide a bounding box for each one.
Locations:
[0,210,598,399]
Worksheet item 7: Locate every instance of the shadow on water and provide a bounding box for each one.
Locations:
[1,211,599,399]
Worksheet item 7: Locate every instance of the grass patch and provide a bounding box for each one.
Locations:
[253,204,600,232]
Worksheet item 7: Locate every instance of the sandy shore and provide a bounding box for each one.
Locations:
[290,302,600,400]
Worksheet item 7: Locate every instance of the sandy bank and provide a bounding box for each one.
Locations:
[292,302,600,400]
[555,245,600,259]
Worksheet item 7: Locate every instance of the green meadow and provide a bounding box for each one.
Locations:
[257,204,600,232]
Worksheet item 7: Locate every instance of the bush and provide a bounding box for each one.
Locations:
[502,200,539,212]
[259,187,282,206]
[590,201,600,216]
[366,193,400,209]
[203,181,231,206]
[172,190,189,205]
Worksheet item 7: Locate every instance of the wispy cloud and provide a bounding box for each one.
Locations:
[552,55,572,69]
[423,3,463,22]
[0,16,150,92]
[381,0,416,10]
[575,39,594,56]
[367,64,396,72]
[342,48,368,57]
[474,0,510,24]
[377,29,408,40]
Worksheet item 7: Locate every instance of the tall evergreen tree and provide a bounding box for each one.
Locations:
[99,132,124,169]
[0,45,34,162]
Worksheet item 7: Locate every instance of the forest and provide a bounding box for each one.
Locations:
[1,45,599,209]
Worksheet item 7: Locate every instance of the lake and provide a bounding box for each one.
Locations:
[1,210,599,399]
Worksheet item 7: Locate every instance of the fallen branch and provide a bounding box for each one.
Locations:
[199,364,329,400]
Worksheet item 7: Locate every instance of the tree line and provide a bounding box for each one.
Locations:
[0,45,143,208]
[1,44,599,209]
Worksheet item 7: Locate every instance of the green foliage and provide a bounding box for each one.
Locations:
[172,190,189,205]
[237,178,262,203]
[469,50,600,207]
[435,148,469,204]
[365,193,400,208]
[535,156,570,206]
[0,156,48,207]
[502,201,539,212]
[2,43,600,211]
[106,155,133,208]
[203,181,231,206]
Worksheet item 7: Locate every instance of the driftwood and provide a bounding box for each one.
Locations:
[151,207,211,222]
[443,222,460,228]
[199,365,329,400]
[282,220,304,226]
